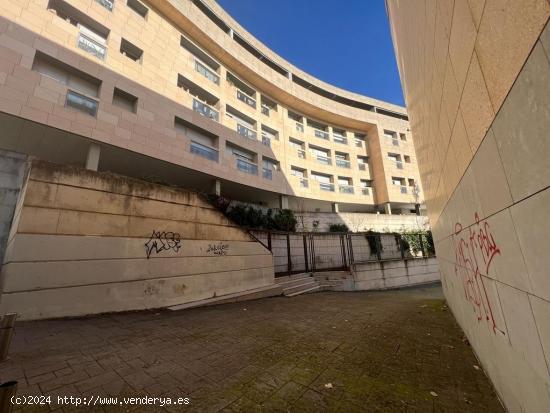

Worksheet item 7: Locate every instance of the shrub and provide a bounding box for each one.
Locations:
[366,230,383,256]
[328,223,349,232]
[271,209,297,232]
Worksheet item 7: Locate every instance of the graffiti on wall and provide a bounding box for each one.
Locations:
[206,243,229,256]
[145,231,182,259]
[454,213,504,335]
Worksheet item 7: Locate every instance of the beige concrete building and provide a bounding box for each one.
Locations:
[0,0,424,217]
[387,1,550,411]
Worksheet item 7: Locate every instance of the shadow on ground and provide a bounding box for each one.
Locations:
[4,284,503,412]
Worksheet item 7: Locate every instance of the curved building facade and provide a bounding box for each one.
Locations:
[0,0,423,214]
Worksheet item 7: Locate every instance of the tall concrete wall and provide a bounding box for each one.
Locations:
[0,161,274,320]
[0,150,26,266]
[387,2,550,411]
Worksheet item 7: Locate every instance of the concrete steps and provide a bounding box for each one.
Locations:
[167,283,283,311]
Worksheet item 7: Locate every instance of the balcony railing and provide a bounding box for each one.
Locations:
[65,90,98,117]
[314,129,329,140]
[333,135,348,145]
[297,149,306,159]
[400,185,408,194]
[261,105,270,116]
[237,123,257,140]
[261,134,271,147]
[392,139,399,146]
[339,185,354,194]
[355,140,364,148]
[361,187,371,196]
[193,99,219,121]
[319,182,335,192]
[336,159,350,168]
[237,90,256,108]
[314,154,332,166]
[299,178,308,188]
[236,158,258,175]
[262,168,273,180]
[395,160,403,169]
[296,123,304,133]
[77,32,106,60]
[195,60,219,85]
[95,0,114,11]
[358,163,367,171]
[190,141,218,162]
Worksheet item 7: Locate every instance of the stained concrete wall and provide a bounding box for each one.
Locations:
[387,1,550,411]
[352,258,439,291]
[0,161,274,320]
[0,150,27,266]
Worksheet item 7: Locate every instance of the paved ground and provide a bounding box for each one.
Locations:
[4,284,503,412]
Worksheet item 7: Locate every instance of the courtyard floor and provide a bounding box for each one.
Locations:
[4,284,503,412]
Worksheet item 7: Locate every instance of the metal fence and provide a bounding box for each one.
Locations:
[250,230,435,277]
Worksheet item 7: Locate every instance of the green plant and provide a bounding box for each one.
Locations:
[328,223,349,232]
[312,220,320,232]
[425,230,435,255]
[271,209,297,232]
[366,230,383,256]
[207,194,231,213]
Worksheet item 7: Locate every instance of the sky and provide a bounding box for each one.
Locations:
[216,0,405,107]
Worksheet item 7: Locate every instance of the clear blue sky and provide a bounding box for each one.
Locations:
[216,0,405,107]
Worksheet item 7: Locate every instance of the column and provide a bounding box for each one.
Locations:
[384,202,392,215]
[85,143,101,171]
[210,179,221,196]
[332,203,339,213]
[279,195,289,209]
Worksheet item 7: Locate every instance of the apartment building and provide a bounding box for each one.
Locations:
[387,0,549,411]
[0,0,423,215]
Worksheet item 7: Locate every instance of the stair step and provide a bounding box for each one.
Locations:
[275,273,312,284]
[278,276,314,289]
[283,280,319,296]
[286,285,322,297]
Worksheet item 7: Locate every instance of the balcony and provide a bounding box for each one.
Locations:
[94,0,113,11]
[296,149,306,159]
[333,135,348,145]
[193,99,219,121]
[237,123,257,140]
[296,123,304,133]
[190,141,218,162]
[339,185,354,194]
[400,186,408,194]
[262,168,273,180]
[77,32,106,60]
[237,90,256,109]
[299,178,308,188]
[361,187,371,196]
[319,182,335,192]
[395,160,403,169]
[195,60,219,85]
[392,139,399,146]
[65,90,98,117]
[336,159,350,168]
[314,129,329,140]
[314,154,332,166]
[261,135,271,147]
[236,158,258,175]
[355,140,364,148]
[358,163,367,171]
[261,105,269,116]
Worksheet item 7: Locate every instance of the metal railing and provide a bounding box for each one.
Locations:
[236,158,258,175]
[313,128,330,140]
[395,160,403,169]
[319,182,335,192]
[339,184,354,194]
[261,105,270,116]
[361,187,371,195]
[65,90,98,117]
[297,149,306,159]
[190,141,218,162]
[400,185,408,194]
[193,99,219,121]
[333,135,348,145]
[296,123,304,133]
[262,168,273,180]
[195,60,220,85]
[95,0,114,11]
[250,231,435,277]
[392,139,399,146]
[261,135,271,147]
[314,154,332,165]
[237,90,256,108]
[237,123,257,140]
[336,159,350,168]
[358,163,367,171]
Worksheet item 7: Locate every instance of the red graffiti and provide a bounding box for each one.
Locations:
[454,213,504,335]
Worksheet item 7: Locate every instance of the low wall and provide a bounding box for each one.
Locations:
[296,212,430,232]
[351,257,439,290]
[0,161,275,320]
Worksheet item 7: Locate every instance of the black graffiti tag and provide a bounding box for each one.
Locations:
[144,231,182,259]
[206,243,229,256]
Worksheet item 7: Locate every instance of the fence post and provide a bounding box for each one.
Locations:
[376,234,382,261]
[347,234,354,266]
[311,234,316,271]
[286,233,292,274]
[267,231,272,252]
[340,234,348,269]
[303,234,309,272]
[419,233,426,257]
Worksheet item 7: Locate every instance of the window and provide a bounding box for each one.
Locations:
[404,155,411,163]
[66,90,98,116]
[95,0,114,11]
[127,0,147,18]
[120,39,143,63]
[408,178,416,187]
[400,133,407,141]
[112,88,137,113]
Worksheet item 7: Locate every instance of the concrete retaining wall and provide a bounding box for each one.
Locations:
[0,161,275,320]
[352,257,439,291]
